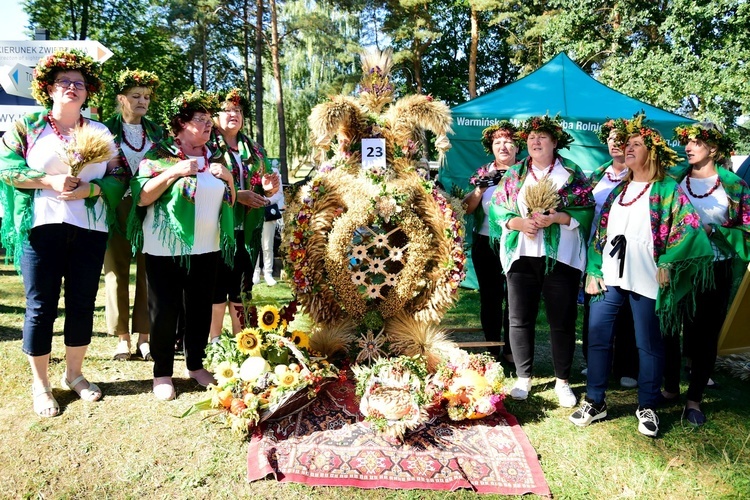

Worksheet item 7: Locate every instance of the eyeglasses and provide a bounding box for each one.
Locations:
[222,107,243,114]
[190,116,214,126]
[54,79,87,90]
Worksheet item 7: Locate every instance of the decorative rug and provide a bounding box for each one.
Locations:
[247,381,550,495]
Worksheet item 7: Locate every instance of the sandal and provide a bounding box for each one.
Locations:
[113,340,131,361]
[136,342,153,361]
[61,374,102,402]
[32,385,60,418]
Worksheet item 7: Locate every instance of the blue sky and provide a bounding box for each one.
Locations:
[1,4,30,41]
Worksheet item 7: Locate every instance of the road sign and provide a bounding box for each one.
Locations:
[0,40,113,67]
[0,63,34,99]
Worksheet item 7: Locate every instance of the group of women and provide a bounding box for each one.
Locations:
[466,114,749,437]
[0,49,281,415]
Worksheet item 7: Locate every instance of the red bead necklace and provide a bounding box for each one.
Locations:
[618,181,652,207]
[529,160,554,182]
[685,175,721,199]
[605,171,625,183]
[175,139,209,172]
[46,111,84,142]
[122,124,146,152]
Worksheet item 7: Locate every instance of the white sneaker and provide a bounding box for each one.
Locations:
[510,377,532,400]
[252,272,261,285]
[636,407,660,437]
[264,275,277,286]
[555,381,577,408]
[620,376,638,388]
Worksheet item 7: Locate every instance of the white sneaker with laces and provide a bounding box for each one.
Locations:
[555,381,577,408]
[636,407,660,437]
[510,377,532,400]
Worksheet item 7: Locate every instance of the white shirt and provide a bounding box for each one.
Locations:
[680,174,730,260]
[121,122,153,176]
[26,122,110,233]
[502,159,584,272]
[142,156,225,256]
[601,181,658,299]
[591,165,628,240]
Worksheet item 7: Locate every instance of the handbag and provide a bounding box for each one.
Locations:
[264,203,282,221]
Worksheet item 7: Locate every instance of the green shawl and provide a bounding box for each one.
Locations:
[127,137,236,266]
[0,111,127,270]
[588,160,613,188]
[489,156,595,272]
[587,177,715,332]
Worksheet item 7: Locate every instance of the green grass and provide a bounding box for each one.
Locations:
[0,256,749,499]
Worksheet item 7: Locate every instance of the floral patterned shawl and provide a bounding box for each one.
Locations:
[588,159,613,188]
[489,156,595,272]
[0,111,127,269]
[127,136,235,265]
[587,177,715,332]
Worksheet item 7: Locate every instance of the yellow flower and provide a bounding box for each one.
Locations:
[278,371,299,388]
[257,305,280,331]
[215,361,239,386]
[236,328,263,356]
[290,330,310,350]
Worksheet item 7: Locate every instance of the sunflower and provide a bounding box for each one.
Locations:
[290,330,311,350]
[277,370,299,388]
[215,361,240,386]
[236,328,263,356]
[257,305,280,331]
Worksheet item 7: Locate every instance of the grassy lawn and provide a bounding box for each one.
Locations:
[0,255,748,498]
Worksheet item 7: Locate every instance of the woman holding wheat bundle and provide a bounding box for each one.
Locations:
[489,114,595,408]
[0,50,125,417]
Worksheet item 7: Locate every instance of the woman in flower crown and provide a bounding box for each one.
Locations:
[660,122,750,426]
[208,88,279,341]
[104,69,166,362]
[0,49,126,416]
[128,90,236,400]
[569,114,714,437]
[462,121,520,364]
[489,114,595,407]
[580,119,638,388]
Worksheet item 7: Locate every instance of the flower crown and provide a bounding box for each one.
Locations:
[597,117,629,144]
[164,89,219,122]
[613,113,680,168]
[113,69,160,96]
[516,114,573,150]
[31,49,102,109]
[673,123,735,161]
[481,121,522,153]
[219,88,250,115]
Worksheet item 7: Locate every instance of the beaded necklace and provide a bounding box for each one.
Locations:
[122,123,146,152]
[529,161,554,182]
[685,175,721,199]
[618,181,652,207]
[46,111,84,142]
[175,139,209,172]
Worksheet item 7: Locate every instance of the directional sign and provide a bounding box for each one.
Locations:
[0,40,113,67]
[0,63,34,99]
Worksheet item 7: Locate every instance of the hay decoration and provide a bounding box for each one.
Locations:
[309,319,358,359]
[524,176,560,217]
[385,312,456,372]
[59,124,118,177]
[715,354,750,381]
[359,48,394,115]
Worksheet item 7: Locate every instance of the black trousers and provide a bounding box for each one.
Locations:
[664,259,732,402]
[506,256,581,379]
[145,252,220,378]
[472,234,511,356]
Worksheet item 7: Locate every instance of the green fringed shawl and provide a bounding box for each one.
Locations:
[0,111,127,271]
[587,177,715,333]
[209,131,271,265]
[127,137,236,266]
[488,156,595,272]
[588,159,613,188]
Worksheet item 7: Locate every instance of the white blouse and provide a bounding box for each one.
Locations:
[680,174,730,260]
[591,165,628,240]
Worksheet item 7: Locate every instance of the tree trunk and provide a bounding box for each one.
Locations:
[201,24,208,89]
[80,0,89,40]
[468,4,478,99]
[269,0,288,182]
[255,0,264,146]
[69,0,78,39]
[242,0,253,137]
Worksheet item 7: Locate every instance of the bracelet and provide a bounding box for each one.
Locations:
[88,183,96,198]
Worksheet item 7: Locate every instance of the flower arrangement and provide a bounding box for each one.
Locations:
[481,120,522,153]
[219,87,251,115]
[596,117,629,144]
[164,89,219,122]
[432,352,505,421]
[186,301,340,438]
[352,355,438,440]
[516,114,573,150]
[113,69,160,96]
[31,49,102,109]
[613,113,681,168]
[674,122,735,162]
[57,123,118,176]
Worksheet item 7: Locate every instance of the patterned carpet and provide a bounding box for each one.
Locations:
[248,380,550,495]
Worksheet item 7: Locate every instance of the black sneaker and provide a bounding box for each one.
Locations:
[636,407,660,437]
[569,399,607,427]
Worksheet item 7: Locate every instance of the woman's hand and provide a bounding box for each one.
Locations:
[170,159,199,178]
[209,162,232,183]
[657,267,670,287]
[57,181,94,201]
[585,275,607,295]
[236,190,269,209]
[534,209,571,228]
[509,217,539,238]
[262,173,280,196]
[45,174,80,193]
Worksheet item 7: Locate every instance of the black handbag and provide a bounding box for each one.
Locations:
[264,203,282,221]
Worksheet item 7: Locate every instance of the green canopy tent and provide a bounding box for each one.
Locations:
[441,52,693,288]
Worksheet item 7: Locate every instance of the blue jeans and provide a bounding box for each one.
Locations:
[21,223,108,356]
[587,286,663,408]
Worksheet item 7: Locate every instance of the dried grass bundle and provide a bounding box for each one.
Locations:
[385,312,456,371]
[359,48,394,115]
[524,176,560,216]
[715,354,750,381]
[59,124,117,177]
[309,319,357,358]
[308,96,366,152]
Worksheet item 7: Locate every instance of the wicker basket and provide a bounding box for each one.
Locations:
[259,377,337,423]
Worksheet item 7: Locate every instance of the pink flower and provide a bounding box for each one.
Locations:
[678,193,690,206]
[684,212,700,228]
[659,224,670,238]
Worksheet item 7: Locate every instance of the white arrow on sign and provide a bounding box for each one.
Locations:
[0,40,113,67]
[0,63,34,99]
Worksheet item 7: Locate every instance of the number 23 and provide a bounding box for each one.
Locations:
[365,146,383,157]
